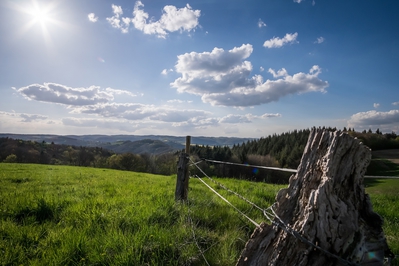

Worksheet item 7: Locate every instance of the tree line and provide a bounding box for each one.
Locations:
[2,127,398,183]
[189,127,399,182]
[0,138,177,176]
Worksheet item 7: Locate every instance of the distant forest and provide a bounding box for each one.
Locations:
[1,127,398,182]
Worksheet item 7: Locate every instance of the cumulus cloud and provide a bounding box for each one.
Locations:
[268,68,288,78]
[106,4,130,33]
[171,44,254,95]
[171,44,328,107]
[88,13,98,22]
[263,33,298,48]
[294,0,304,3]
[258,19,266,28]
[314,37,324,44]
[373,103,380,109]
[72,102,211,123]
[134,2,200,38]
[106,1,201,37]
[14,83,135,106]
[348,110,399,129]
[392,101,399,106]
[71,101,274,129]
[260,66,265,72]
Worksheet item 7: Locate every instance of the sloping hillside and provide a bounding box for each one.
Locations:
[102,139,182,155]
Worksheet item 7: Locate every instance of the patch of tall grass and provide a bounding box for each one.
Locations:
[0,163,283,265]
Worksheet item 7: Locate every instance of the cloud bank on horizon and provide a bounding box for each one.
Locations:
[0,0,398,137]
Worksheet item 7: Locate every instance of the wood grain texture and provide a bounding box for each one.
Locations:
[237,129,393,266]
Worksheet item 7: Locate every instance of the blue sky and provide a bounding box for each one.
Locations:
[0,0,398,138]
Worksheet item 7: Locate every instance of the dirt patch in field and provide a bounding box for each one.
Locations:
[372,149,399,164]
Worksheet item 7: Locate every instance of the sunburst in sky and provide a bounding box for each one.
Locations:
[10,0,64,47]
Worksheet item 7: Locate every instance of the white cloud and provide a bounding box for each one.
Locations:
[373,103,380,109]
[268,68,288,78]
[392,101,399,106]
[19,113,48,122]
[172,44,254,95]
[258,19,266,28]
[314,36,324,44]
[218,113,281,124]
[219,114,252,124]
[348,110,399,129]
[294,0,304,3]
[14,83,135,106]
[131,1,200,38]
[261,113,282,118]
[161,68,174,75]
[88,13,98,23]
[72,102,211,124]
[106,4,130,33]
[0,111,48,123]
[260,66,265,72]
[105,88,137,97]
[171,44,328,107]
[263,32,298,48]
[167,99,193,104]
[72,102,153,119]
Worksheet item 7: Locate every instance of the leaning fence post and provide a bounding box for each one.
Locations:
[175,136,191,201]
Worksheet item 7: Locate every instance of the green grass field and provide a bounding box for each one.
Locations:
[0,163,398,265]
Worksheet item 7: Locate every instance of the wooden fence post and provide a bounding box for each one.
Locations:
[175,136,191,201]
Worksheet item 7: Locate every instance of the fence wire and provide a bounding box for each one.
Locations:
[202,158,399,179]
[193,174,260,228]
[189,158,366,266]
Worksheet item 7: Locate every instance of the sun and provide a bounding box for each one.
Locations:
[26,1,52,26]
[30,6,50,25]
[12,0,64,46]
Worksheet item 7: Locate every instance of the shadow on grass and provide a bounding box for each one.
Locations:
[366,159,399,176]
[364,178,384,188]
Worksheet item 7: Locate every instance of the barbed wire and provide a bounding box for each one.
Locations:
[201,158,399,179]
[193,174,260,228]
[189,159,264,213]
[190,158,363,266]
[203,158,297,173]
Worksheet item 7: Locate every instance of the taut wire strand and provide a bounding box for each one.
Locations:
[189,158,363,266]
[193,175,260,227]
[202,158,399,179]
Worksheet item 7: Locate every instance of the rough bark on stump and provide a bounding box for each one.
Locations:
[237,129,393,266]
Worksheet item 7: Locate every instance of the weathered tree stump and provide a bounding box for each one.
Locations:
[237,129,393,266]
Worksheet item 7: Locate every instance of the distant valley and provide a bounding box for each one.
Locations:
[0,134,252,155]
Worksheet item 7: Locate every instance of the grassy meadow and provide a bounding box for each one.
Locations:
[0,163,398,265]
